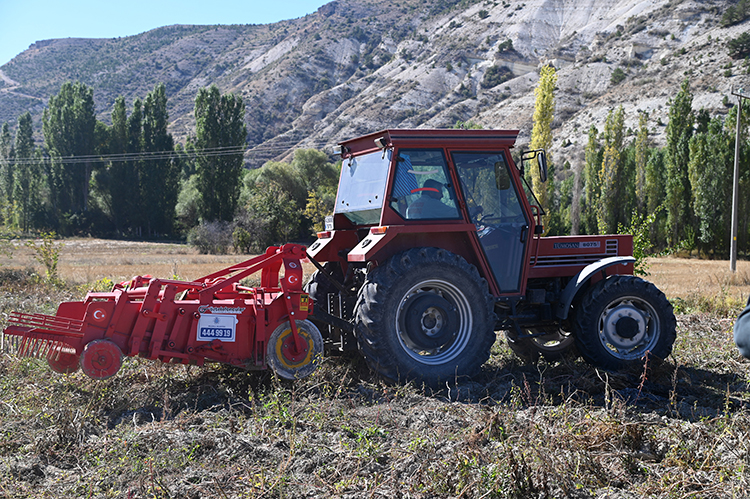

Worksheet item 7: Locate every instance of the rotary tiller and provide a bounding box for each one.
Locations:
[3,243,324,380]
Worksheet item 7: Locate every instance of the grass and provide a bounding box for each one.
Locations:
[1,239,750,497]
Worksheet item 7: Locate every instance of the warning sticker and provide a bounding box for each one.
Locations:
[197,314,237,342]
[300,294,309,312]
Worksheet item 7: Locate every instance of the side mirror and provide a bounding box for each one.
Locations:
[537,151,548,183]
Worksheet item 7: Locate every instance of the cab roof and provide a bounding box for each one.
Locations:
[338,129,521,158]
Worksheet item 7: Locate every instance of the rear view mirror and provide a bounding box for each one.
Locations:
[520,149,548,183]
[537,151,548,183]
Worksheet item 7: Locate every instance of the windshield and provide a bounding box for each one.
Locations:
[334,150,390,225]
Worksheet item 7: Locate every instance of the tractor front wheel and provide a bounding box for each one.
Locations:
[355,248,496,387]
[573,275,676,371]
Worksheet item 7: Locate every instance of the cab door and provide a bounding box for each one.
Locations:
[453,151,529,293]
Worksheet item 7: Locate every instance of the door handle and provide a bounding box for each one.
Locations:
[520,225,528,243]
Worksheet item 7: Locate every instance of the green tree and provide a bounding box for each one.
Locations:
[598,106,625,234]
[43,82,97,226]
[580,125,601,234]
[634,112,649,216]
[0,122,14,226]
[194,85,247,222]
[727,32,750,59]
[664,78,694,246]
[687,115,733,256]
[13,112,41,232]
[530,65,557,230]
[140,83,178,236]
[644,148,667,248]
[107,96,138,233]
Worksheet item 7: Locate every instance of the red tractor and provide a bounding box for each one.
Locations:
[306,129,675,386]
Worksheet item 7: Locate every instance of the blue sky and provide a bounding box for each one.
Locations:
[0,0,330,66]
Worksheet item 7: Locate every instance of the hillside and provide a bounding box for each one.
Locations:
[0,0,746,168]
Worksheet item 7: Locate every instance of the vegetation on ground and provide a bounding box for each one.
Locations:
[0,277,748,497]
[0,241,748,498]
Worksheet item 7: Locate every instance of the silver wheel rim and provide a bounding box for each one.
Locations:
[395,279,473,365]
[597,295,659,360]
[527,328,575,353]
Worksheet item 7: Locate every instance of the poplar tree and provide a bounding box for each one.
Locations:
[530,65,557,230]
[140,83,178,236]
[687,116,732,256]
[664,78,694,246]
[581,125,601,234]
[598,106,625,234]
[13,112,39,232]
[0,122,13,225]
[634,112,649,216]
[43,81,97,223]
[194,85,247,222]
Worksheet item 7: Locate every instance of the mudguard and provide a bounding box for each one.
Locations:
[734,298,750,359]
[555,256,636,320]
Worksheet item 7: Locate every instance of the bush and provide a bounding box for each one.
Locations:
[727,32,750,59]
[188,221,233,254]
[610,67,627,85]
[481,65,513,88]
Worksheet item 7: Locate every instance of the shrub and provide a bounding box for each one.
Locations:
[188,221,233,254]
[481,65,513,88]
[496,39,514,54]
[610,67,627,85]
[478,9,489,19]
[727,32,750,59]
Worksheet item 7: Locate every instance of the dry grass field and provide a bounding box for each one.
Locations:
[3,237,750,307]
[1,238,750,498]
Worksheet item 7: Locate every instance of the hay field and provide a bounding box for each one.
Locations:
[2,238,750,309]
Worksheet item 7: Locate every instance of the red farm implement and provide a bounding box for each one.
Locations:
[3,244,323,380]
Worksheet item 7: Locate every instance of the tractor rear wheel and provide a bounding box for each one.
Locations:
[355,248,496,387]
[573,275,676,371]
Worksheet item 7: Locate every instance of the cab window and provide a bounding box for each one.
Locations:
[389,149,460,220]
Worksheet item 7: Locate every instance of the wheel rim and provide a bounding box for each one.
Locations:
[597,295,659,360]
[395,279,472,365]
[267,320,323,380]
[80,339,123,379]
[526,328,575,353]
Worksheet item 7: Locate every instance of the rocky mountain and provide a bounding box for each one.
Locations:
[0,0,746,168]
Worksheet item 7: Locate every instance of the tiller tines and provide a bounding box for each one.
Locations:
[3,244,323,380]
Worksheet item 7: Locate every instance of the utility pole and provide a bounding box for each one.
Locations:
[731,86,750,272]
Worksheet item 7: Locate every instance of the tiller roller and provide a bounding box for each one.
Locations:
[3,244,324,380]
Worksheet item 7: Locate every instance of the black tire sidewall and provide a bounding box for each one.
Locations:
[355,248,496,386]
[574,275,676,371]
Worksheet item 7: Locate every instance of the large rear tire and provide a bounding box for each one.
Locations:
[573,275,676,371]
[355,248,496,387]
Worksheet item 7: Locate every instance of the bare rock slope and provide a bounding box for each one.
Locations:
[0,0,746,168]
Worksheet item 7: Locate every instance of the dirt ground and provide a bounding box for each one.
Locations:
[1,239,750,498]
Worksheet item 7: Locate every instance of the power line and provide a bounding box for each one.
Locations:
[1,140,340,166]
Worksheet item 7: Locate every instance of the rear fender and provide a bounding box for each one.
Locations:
[555,256,636,320]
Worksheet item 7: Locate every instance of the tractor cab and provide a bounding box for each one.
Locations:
[310,128,546,297]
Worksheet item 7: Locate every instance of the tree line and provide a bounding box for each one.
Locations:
[2,76,750,260]
[0,81,339,252]
[542,76,750,259]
